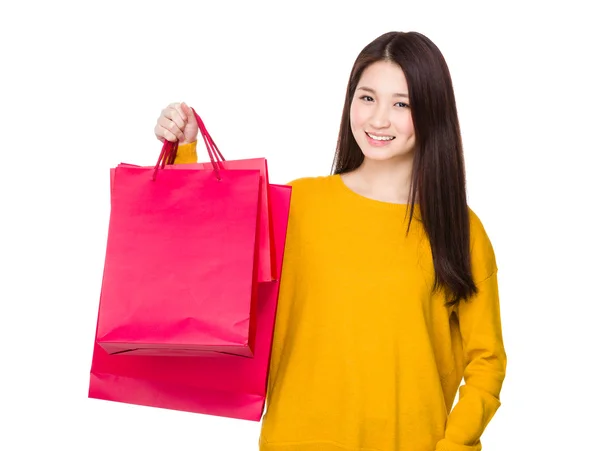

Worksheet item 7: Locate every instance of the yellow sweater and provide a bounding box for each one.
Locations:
[175,142,507,451]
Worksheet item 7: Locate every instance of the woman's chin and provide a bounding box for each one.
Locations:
[360,147,412,162]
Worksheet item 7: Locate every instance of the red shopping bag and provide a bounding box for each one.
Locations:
[97,132,262,357]
[89,183,292,421]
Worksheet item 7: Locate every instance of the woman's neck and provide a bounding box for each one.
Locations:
[342,155,415,204]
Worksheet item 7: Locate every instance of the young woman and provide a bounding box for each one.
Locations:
[154,31,507,451]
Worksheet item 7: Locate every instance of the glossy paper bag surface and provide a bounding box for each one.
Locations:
[89,183,292,421]
[171,158,275,283]
[97,164,262,357]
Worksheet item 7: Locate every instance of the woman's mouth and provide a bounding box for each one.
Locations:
[365,131,395,146]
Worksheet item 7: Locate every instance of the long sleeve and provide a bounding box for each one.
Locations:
[435,214,507,451]
[173,141,198,164]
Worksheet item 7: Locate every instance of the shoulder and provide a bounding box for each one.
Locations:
[467,207,487,238]
[286,174,335,189]
[467,206,498,282]
[285,175,337,200]
[282,175,339,224]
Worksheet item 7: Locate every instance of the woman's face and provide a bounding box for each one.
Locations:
[350,60,416,162]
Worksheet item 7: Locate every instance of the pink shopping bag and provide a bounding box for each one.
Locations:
[89,183,292,421]
[97,132,262,357]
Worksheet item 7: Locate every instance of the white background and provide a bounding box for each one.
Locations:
[1,1,599,450]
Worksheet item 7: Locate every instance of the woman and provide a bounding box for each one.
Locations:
[154,31,507,451]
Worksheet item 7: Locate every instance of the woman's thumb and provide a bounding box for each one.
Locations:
[181,102,197,125]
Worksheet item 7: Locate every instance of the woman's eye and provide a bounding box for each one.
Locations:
[360,95,374,102]
[395,102,410,108]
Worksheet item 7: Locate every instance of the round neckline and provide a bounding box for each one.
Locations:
[333,173,418,210]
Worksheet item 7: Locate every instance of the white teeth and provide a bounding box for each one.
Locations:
[367,132,394,141]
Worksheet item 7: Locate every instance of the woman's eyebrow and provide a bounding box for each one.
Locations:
[357,86,409,98]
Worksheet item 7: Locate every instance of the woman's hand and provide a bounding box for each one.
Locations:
[154,102,198,144]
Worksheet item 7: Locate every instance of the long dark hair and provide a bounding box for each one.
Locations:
[332,31,477,307]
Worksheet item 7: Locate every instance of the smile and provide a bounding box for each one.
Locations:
[366,132,395,141]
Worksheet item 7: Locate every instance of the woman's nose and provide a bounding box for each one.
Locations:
[369,106,391,129]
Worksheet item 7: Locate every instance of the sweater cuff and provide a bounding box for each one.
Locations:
[174,141,198,164]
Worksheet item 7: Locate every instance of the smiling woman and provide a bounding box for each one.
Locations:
[156,30,507,451]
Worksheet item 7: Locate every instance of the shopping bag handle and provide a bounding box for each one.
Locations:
[152,107,226,181]
[192,107,226,165]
